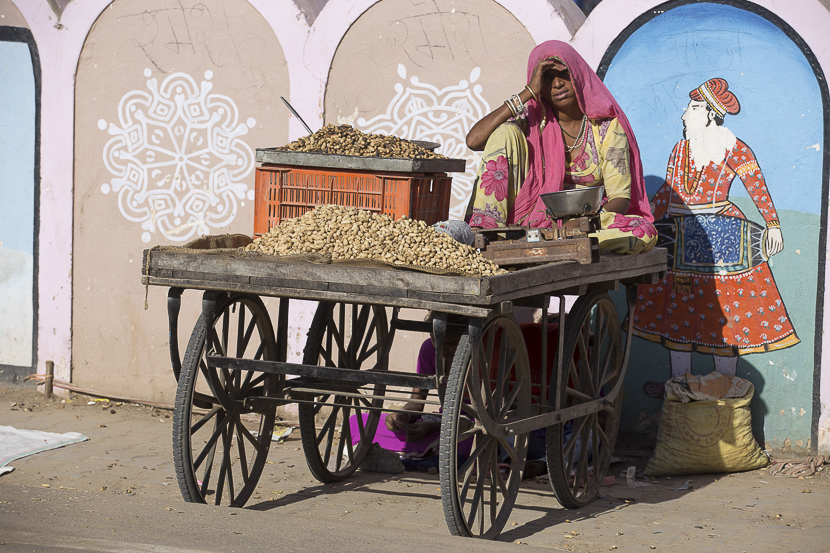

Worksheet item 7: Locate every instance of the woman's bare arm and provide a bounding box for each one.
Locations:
[604,197,630,214]
[465,58,559,151]
[466,100,527,151]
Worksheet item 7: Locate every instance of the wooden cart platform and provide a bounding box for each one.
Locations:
[142,248,667,314]
[142,246,667,539]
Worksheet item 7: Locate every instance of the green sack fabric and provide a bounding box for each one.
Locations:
[644,375,769,477]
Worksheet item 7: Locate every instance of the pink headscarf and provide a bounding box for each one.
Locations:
[515,41,653,226]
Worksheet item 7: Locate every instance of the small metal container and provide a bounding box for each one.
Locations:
[540,187,605,219]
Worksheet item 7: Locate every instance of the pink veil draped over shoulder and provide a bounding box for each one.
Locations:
[514,41,653,227]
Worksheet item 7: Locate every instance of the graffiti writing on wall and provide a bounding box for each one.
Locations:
[388,7,488,66]
[99,69,255,243]
[123,0,269,89]
[356,64,489,218]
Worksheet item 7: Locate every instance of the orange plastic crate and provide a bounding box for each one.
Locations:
[254,164,452,237]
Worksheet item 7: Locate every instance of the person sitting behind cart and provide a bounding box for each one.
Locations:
[463,40,656,255]
[368,326,465,467]
[383,320,560,478]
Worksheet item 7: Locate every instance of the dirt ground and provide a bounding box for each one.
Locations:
[1,381,828,553]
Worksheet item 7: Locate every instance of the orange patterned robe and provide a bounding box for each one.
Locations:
[632,138,799,355]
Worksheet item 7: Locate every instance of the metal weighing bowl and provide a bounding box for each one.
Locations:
[540,187,605,219]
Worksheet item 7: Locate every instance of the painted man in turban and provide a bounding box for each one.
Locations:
[632,78,798,393]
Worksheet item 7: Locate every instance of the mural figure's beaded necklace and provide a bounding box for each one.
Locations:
[682,141,703,196]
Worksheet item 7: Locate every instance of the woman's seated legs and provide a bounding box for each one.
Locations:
[466,122,530,227]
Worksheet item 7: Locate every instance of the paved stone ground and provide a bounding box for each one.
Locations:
[1,382,827,553]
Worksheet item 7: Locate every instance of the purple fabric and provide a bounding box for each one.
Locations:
[349,412,439,457]
[349,340,438,456]
[348,339,474,458]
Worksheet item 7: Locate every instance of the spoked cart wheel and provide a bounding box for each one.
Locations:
[298,302,390,482]
[172,293,282,506]
[546,290,623,509]
[440,314,531,539]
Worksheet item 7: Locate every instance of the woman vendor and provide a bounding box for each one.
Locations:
[465,40,656,254]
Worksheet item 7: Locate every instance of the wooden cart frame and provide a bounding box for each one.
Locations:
[142,247,666,539]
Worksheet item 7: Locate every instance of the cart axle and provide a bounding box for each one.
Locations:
[206,354,438,390]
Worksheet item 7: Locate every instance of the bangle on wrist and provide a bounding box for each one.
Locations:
[511,94,525,117]
[524,85,538,102]
[504,99,517,117]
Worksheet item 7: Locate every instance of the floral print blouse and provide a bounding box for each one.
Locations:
[466,118,632,228]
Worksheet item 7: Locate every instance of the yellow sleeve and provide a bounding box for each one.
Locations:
[597,119,631,201]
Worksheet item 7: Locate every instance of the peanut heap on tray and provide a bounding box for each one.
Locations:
[275,124,447,159]
[245,205,505,277]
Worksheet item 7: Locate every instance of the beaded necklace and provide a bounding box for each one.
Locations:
[563,115,588,153]
[681,141,703,196]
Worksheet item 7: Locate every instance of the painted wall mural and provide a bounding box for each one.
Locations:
[602,2,824,446]
[634,76,799,377]
[99,69,256,243]
[71,0,288,401]
[355,63,491,219]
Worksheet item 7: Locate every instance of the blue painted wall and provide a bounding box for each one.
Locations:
[603,3,823,448]
[0,39,36,370]
[0,41,35,255]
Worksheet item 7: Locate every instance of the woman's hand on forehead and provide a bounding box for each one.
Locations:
[546,57,567,70]
[535,57,561,71]
[530,57,562,88]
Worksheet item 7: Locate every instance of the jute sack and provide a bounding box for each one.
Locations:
[644,373,768,476]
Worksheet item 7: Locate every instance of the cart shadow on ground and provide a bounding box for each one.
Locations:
[497,458,722,541]
[243,470,446,512]
[243,454,709,541]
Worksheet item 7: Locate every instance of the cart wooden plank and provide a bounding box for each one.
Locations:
[142,248,667,307]
[143,276,494,317]
[484,250,667,297]
[144,250,486,296]
[486,254,666,302]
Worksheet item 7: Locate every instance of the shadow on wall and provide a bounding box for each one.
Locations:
[621,170,774,450]
[644,176,665,197]
[737,355,768,447]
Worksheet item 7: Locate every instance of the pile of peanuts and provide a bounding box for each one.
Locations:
[245,205,505,277]
[276,124,446,159]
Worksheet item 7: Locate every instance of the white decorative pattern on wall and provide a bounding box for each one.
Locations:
[99,69,256,243]
[356,64,490,219]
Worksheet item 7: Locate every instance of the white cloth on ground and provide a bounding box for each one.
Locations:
[0,425,89,475]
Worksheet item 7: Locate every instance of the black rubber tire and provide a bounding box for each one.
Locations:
[440,314,531,539]
[546,290,623,509]
[172,294,279,507]
[298,302,389,483]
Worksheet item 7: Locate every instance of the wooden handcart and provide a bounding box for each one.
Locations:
[142,242,666,539]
